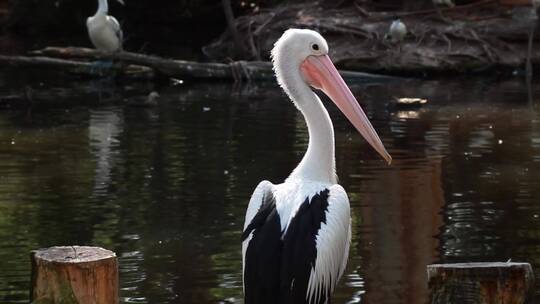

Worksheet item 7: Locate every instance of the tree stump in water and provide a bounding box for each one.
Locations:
[30,246,118,304]
[427,262,534,304]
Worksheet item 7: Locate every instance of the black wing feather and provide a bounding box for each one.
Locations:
[280,189,329,304]
[243,192,282,304]
[243,189,330,304]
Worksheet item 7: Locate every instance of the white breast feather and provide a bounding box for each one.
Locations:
[274,179,329,233]
[87,14,122,52]
[306,184,351,304]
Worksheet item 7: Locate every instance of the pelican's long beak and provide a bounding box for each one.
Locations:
[300,55,392,164]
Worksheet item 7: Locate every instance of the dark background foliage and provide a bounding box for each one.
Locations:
[0,0,463,57]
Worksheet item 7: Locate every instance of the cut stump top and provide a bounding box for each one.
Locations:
[33,246,116,264]
[429,262,532,269]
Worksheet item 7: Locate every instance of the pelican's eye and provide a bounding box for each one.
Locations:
[311,43,319,51]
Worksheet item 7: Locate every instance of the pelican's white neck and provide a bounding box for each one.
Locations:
[97,0,108,15]
[276,63,336,184]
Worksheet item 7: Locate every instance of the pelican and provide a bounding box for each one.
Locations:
[387,18,407,44]
[87,0,124,53]
[386,18,407,52]
[433,0,455,8]
[242,29,391,303]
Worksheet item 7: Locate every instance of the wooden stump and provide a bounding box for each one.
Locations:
[30,246,118,304]
[427,262,535,304]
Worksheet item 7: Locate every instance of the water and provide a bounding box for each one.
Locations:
[0,70,540,304]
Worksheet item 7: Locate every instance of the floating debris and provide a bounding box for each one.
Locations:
[397,98,428,105]
[170,78,184,85]
[389,97,428,110]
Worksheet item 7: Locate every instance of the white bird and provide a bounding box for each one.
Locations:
[533,0,540,16]
[388,18,407,43]
[433,0,455,7]
[241,29,391,304]
[87,0,125,53]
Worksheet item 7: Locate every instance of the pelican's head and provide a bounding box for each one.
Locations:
[271,29,392,164]
[271,29,328,68]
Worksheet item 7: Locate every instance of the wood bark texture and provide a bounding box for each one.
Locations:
[427,262,535,304]
[30,246,118,304]
[0,47,398,81]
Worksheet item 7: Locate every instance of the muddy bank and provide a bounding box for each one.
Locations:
[204,1,540,75]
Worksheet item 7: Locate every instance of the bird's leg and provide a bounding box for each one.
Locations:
[89,60,114,75]
[382,36,391,49]
[230,61,240,86]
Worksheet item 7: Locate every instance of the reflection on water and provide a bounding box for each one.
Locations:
[89,108,124,196]
[1,73,540,304]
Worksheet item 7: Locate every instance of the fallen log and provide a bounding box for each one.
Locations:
[29,47,272,80]
[0,54,154,79]
[0,47,399,82]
